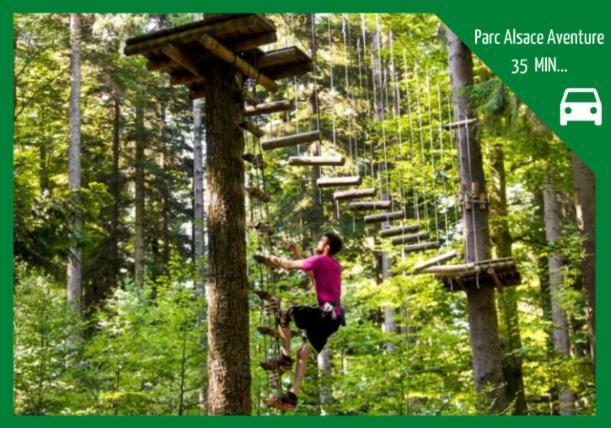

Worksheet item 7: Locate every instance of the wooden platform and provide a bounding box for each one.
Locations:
[422,257,521,292]
[124,14,313,97]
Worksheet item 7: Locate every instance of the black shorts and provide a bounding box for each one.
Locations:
[289,305,342,353]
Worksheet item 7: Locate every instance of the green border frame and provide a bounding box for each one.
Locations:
[4,0,610,424]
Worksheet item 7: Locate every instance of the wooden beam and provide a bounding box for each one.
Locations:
[333,188,376,201]
[256,46,307,68]
[266,62,314,80]
[170,71,203,86]
[317,176,362,188]
[161,43,204,79]
[379,224,419,237]
[403,241,441,253]
[199,34,278,92]
[391,232,430,246]
[364,210,405,224]
[413,251,458,272]
[288,156,345,166]
[188,85,206,100]
[348,200,392,211]
[244,100,294,116]
[261,130,320,150]
[239,121,265,138]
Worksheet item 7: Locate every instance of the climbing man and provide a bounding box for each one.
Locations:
[257,232,345,410]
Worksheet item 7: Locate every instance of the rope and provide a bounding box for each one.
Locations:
[425,73,440,238]
[436,83,450,242]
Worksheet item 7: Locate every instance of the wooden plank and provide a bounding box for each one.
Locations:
[125,14,274,56]
[265,61,314,80]
[170,71,203,86]
[403,241,441,253]
[379,224,419,237]
[244,100,294,116]
[391,232,430,246]
[348,200,392,211]
[334,188,376,201]
[364,210,405,223]
[261,130,320,150]
[239,121,265,138]
[255,46,307,68]
[199,34,278,92]
[317,176,362,188]
[288,156,345,166]
[443,117,478,130]
[413,251,458,272]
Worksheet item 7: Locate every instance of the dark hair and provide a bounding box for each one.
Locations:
[323,232,343,256]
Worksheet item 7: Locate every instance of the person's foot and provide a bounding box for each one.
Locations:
[264,391,298,410]
[259,354,293,374]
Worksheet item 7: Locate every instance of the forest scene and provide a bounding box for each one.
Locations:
[13,13,595,416]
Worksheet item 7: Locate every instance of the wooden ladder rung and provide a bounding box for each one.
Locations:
[249,221,274,236]
[391,232,430,246]
[261,130,321,150]
[364,210,405,224]
[379,224,419,237]
[244,100,294,116]
[334,188,377,201]
[246,186,270,202]
[413,250,458,272]
[253,289,278,301]
[239,121,265,138]
[443,117,478,130]
[403,241,441,253]
[288,156,345,166]
[348,200,392,211]
[316,176,362,188]
[242,153,268,170]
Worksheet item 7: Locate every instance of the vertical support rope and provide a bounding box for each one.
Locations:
[425,73,440,238]
[413,62,430,235]
[436,83,450,241]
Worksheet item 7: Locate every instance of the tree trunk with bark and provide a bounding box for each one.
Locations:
[111,95,121,291]
[489,143,527,414]
[445,28,507,412]
[67,13,82,313]
[203,56,251,414]
[543,184,576,415]
[134,97,146,287]
[571,153,595,364]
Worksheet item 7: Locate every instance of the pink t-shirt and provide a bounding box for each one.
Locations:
[301,254,342,309]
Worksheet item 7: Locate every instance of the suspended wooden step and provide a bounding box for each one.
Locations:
[246,186,270,202]
[249,221,274,236]
[403,241,441,253]
[242,153,268,170]
[261,130,321,151]
[379,224,419,238]
[238,121,265,138]
[348,200,392,211]
[443,117,478,130]
[253,289,277,301]
[413,250,458,273]
[237,89,257,105]
[244,100,294,116]
[422,257,521,292]
[364,210,405,224]
[391,232,430,246]
[288,156,345,166]
[317,176,362,188]
[334,188,377,201]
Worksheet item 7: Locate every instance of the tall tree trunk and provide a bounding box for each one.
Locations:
[134,98,146,287]
[543,184,576,415]
[160,106,171,268]
[191,12,208,414]
[67,13,82,313]
[203,53,250,414]
[445,28,507,412]
[489,143,527,414]
[571,153,595,364]
[110,95,121,291]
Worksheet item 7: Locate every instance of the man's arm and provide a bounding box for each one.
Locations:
[267,255,305,271]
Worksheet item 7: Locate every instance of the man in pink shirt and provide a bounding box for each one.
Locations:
[258,232,344,410]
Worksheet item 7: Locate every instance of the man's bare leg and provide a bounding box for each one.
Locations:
[277,323,292,358]
[290,343,310,395]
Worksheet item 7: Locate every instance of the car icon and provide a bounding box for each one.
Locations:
[560,88,602,126]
